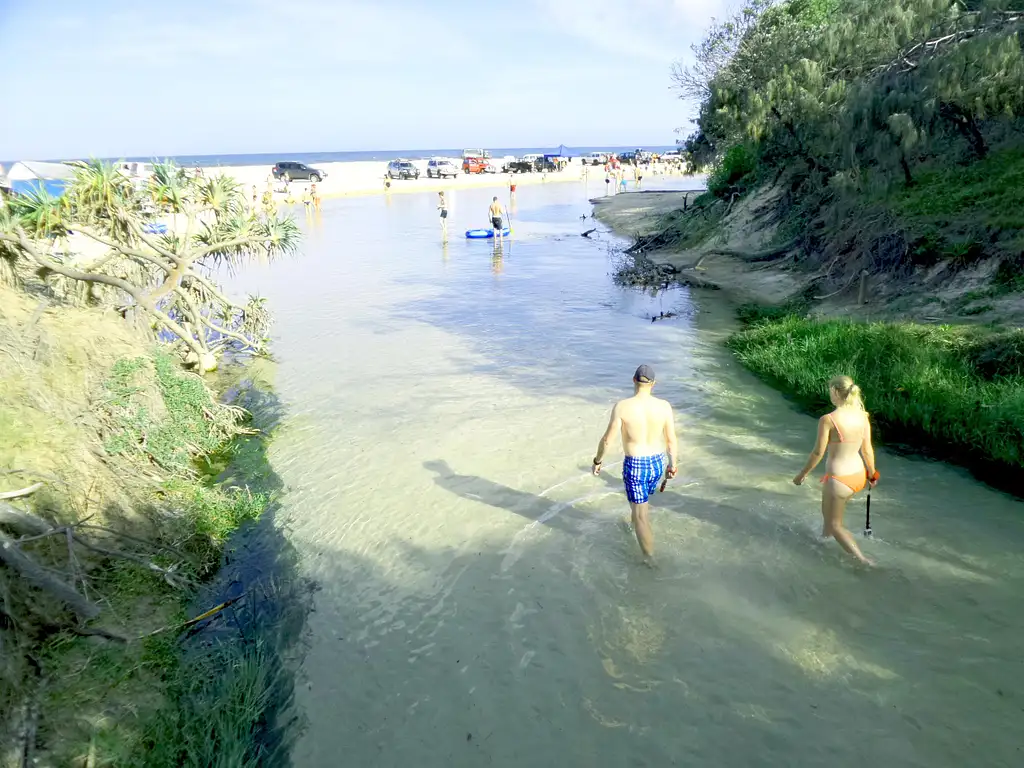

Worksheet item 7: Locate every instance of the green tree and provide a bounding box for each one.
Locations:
[0,161,299,372]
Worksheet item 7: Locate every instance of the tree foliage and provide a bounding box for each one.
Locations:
[0,161,299,371]
[680,0,1024,192]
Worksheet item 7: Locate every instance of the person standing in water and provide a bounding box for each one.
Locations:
[592,365,678,563]
[488,196,505,244]
[793,375,879,566]
[437,191,448,240]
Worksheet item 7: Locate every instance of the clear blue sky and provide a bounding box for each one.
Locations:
[0,0,724,159]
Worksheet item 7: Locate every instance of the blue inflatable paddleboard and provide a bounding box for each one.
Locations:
[465,228,511,239]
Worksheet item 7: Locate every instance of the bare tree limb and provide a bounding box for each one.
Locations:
[0,531,101,619]
[2,230,143,301]
[74,227,176,274]
[0,502,52,537]
[0,483,44,500]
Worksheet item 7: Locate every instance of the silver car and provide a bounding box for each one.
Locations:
[426,158,459,179]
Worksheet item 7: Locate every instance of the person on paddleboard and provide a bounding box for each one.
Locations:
[592,365,678,563]
[793,375,879,565]
[489,196,505,245]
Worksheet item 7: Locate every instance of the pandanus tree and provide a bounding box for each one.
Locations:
[0,160,299,372]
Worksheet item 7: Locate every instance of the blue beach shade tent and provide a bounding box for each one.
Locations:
[4,161,74,198]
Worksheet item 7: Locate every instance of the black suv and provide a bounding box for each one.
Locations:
[272,161,326,182]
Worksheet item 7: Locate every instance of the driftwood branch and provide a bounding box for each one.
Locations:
[0,531,101,619]
[0,483,44,500]
[705,237,800,263]
[0,502,52,537]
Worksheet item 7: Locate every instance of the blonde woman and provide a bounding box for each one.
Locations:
[793,375,879,565]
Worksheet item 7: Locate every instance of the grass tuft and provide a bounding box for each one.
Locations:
[727,316,1024,471]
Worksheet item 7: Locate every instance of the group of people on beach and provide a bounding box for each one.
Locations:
[251,179,321,215]
[594,367,879,567]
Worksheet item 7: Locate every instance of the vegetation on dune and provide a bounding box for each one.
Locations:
[0,162,301,761]
[729,310,1024,474]
[667,0,1024,291]
[0,316,282,761]
[0,160,299,372]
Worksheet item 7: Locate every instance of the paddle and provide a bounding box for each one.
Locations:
[864,487,873,537]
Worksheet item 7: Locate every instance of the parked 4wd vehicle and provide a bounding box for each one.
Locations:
[272,161,326,182]
[426,158,459,178]
[506,159,534,174]
[387,159,420,179]
[462,157,487,174]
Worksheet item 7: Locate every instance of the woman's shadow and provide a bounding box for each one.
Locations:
[423,459,589,536]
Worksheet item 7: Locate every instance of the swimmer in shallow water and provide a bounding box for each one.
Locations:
[793,375,879,566]
[592,365,678,564]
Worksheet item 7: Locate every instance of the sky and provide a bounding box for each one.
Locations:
[0,0,727,159]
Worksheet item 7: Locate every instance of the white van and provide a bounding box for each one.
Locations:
[584,152,608,165]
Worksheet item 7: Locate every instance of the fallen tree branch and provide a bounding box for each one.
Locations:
[0,483,44,500]
[0,531,101,619]
[71,537,194,588]
[0,502,52,537]
[705,237,800,262]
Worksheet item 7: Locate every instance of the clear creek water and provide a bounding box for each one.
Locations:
[225,177,1024,767]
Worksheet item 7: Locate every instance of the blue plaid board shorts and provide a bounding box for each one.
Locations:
[622,454,665,504]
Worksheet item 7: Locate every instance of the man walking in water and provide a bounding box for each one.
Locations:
[592,365,677,563]
[489,196,505,244]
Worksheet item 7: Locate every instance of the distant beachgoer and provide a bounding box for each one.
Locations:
[311,183,322,210]
[438,191,448,239]
[619,170,628,193]
[251,185,258,210]
[592,365,677,564]
[793,375,878,566]
[301,188,311,210]
[489,196,505,244]
[636,165,644,190]
[384,176,392,193]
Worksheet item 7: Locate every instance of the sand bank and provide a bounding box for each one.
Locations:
[591,180,810,306]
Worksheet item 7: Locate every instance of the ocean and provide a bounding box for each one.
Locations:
[5,146,680,169]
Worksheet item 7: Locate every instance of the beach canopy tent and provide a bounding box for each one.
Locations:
[4,161,75,197]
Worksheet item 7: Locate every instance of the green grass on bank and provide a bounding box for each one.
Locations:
[728,312,1024,473]
[887,146,1024,270]
[35,353,280,765]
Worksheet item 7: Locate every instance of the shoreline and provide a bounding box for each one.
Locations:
[197,158,693,203]
[590,184,808,307]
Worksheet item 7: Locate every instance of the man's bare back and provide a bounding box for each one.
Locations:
[592,365,677,561]
[614,393,675,458]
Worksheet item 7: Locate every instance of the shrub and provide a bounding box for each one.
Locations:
[727,317,1024,470]
[708,144,758,198]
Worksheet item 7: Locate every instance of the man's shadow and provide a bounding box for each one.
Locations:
[424,460,586,536]
[592,467,825,549]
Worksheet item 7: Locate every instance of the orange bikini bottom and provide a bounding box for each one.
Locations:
[821,471,867,494]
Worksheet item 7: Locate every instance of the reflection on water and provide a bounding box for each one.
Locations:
[224,180,1024,767]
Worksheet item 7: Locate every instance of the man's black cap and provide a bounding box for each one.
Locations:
[634,364,655,383]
